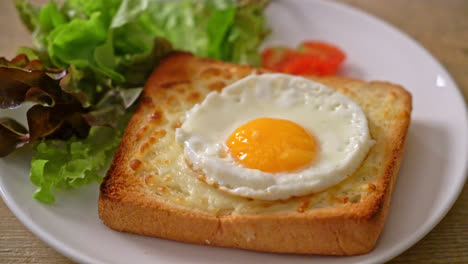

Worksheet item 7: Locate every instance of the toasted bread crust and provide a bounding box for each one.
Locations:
[99,52,411,255]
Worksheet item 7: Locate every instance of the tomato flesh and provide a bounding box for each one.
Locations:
[298,41,346,64]
[261,41,346,76]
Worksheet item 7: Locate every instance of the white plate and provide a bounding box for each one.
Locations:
[1,0,467,263]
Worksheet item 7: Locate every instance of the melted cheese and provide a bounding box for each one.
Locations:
[133,66,396,215]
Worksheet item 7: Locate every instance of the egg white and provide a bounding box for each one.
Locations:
[176,73,374,200]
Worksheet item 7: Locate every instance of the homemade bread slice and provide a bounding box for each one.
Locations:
[98,52,411,255]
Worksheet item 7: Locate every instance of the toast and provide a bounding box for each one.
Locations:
[98,52,412,255]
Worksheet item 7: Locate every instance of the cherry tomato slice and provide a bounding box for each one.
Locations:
[297,41,346,64]
[261,41,346,76]
[282,55,338,76]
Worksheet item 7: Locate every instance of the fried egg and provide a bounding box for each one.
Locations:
[176,73,374,200]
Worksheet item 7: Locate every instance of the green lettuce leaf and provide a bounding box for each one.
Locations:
[30,123,126,203]
[139,0,269,65]
[111,0,148,28]
[206,6,236,59]
[15,0,269,80]
[48,12,107,68]
[39,1,67,32]
[229,0,270,65]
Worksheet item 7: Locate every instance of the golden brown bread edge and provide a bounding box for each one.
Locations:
[98,52,412,255]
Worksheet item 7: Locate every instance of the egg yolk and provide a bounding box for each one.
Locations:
[226,118,316,173]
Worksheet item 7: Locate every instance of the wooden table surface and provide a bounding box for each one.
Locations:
[1,0,467,263]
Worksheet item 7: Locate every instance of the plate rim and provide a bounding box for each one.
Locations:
[1,0,467,263]
[316,2,468,264]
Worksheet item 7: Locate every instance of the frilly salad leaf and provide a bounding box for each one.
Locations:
[229,0,271,65]
[139,0,269,65]
[0,56,87,150]
[30,123,127,204]
[0,54,142,156]
[4,0,270,203]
